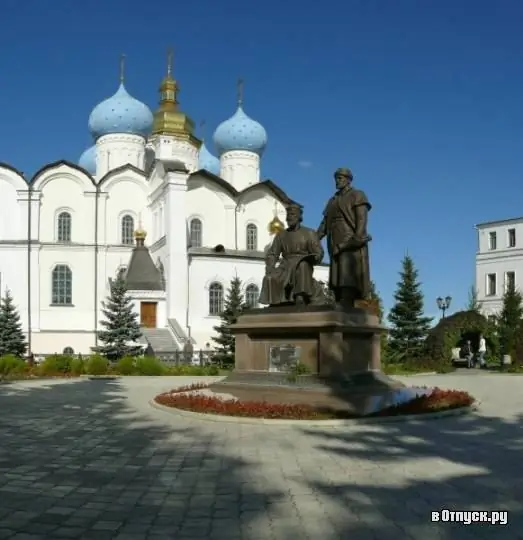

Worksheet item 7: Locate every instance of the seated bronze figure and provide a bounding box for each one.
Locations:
[259,204,324,307]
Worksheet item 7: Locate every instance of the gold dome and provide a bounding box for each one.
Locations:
[134,227,147,241]
[268,215,285,235]
[151,49,201,148]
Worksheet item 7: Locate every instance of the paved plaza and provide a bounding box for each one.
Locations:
[1,373,523,539]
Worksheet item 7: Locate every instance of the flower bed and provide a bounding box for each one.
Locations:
[154,385,475,420]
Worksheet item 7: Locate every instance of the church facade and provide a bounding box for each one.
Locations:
[0,56,328,355]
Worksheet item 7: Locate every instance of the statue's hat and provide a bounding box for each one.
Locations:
[334,167,353,178]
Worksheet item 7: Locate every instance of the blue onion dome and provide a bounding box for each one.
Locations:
[213,105,267,157]
[88,83,153,140]
[198,141,220,175]
[78,145,96,175]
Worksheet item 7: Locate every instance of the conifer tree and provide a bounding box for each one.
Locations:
[498,281,523,356]
[387,255,433,361]
[369,281,388,358]
[0,289,27,357]
[98,277,143,361]
[212,276,246,367]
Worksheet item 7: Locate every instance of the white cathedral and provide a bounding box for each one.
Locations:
[0,56,328,356]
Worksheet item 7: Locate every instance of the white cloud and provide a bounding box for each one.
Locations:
[297,160,313,169]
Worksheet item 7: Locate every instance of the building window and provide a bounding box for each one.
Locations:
[63,347,74,355]
[208,282,224,315]
[488,231,497,250]
[121,215,134,245]
[52,265,72,305]
[246,223,258,251]
[486,273,497,296]
[245,284,259,309]
[505,271,516,292]
[508,228,516,248]
[57,212,72,242]
[190,218,202,248]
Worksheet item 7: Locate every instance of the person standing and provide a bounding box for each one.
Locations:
[478,334,487,368]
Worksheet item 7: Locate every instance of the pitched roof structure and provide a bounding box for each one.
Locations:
[125,231,164,291]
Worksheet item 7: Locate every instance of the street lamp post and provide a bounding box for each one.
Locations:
[436,296,452,319]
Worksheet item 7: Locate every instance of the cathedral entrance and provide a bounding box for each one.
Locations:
[140,302,157,328]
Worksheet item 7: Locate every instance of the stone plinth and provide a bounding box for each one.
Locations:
[209,305,403,415]
[231,305,383,377]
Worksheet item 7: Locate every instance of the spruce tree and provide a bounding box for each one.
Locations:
[0,289,27,357]
[369,281,388,359]
[498,282,523,356]
[387,255,433,361]
[212,277,246,367]
[98,277,143,361]
[466,286,482,313]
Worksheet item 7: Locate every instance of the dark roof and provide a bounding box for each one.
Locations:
[125,244,164,291]
[189,169,298,206]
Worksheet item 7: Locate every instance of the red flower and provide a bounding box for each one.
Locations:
[154,385,475,420]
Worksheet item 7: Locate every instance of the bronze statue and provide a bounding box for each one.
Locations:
[259,204,324,306]
[317,167,372,309]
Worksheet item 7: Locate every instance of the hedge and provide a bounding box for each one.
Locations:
[422,310,499,371]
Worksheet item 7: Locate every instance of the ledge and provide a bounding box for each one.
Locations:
[149,399,479,426]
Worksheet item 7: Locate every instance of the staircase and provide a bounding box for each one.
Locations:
[168,318,196,346]
[140,327,179,354]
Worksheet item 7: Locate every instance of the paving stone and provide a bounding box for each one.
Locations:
[0,375,521,539]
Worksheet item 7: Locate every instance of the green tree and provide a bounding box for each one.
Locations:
[0,289,27,357]
[466,286,482,312]
[387,255,433,361]
[498,282,523,356]
[98,277,143,361]
[369,281,388,359]
[212,276,246,367]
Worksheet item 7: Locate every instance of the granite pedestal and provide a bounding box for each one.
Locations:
[209,304,404,416]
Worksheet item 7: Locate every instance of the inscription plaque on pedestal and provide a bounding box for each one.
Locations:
[269,345,301,372]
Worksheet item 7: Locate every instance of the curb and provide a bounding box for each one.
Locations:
[149,399,479,427]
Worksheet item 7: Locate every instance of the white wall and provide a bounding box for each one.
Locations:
[187,256,329,347]
[220,150,260,191]
[476,219,523,317]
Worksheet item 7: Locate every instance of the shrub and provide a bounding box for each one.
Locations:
[39,355,73,376]
[115,356,136,375]
[86,354,109,375]
[167,364,220,376]
[0,354,26,375]
[135,356,166,376]
[423,310,498,372]
[69,357,85,376]
[154,386,474,419]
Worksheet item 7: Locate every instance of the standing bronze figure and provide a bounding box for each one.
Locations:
[259,204,324,306]
[317,168,372,309]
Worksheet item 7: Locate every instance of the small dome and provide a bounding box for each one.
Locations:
[268,215,285,235]
[88,83,153,140]
[213,105,267,157]
[198,142,220,175]
[78,145,96,175]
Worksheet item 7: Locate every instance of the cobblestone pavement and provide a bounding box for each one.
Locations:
[1,374,523,539]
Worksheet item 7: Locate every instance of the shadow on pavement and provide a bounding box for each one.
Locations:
[0,379,283,540]
[300,409,523,539]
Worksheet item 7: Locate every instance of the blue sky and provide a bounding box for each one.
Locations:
[2,0,523,319]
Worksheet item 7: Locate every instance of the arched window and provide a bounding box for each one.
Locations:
[57,212,71,242]
[208,282,224,315]
[121,215,134,245]
[63,347,74,355]
[246,223,258,251]
[190,218,202,248]
[245,284,260,309]
[52,265,72,305]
